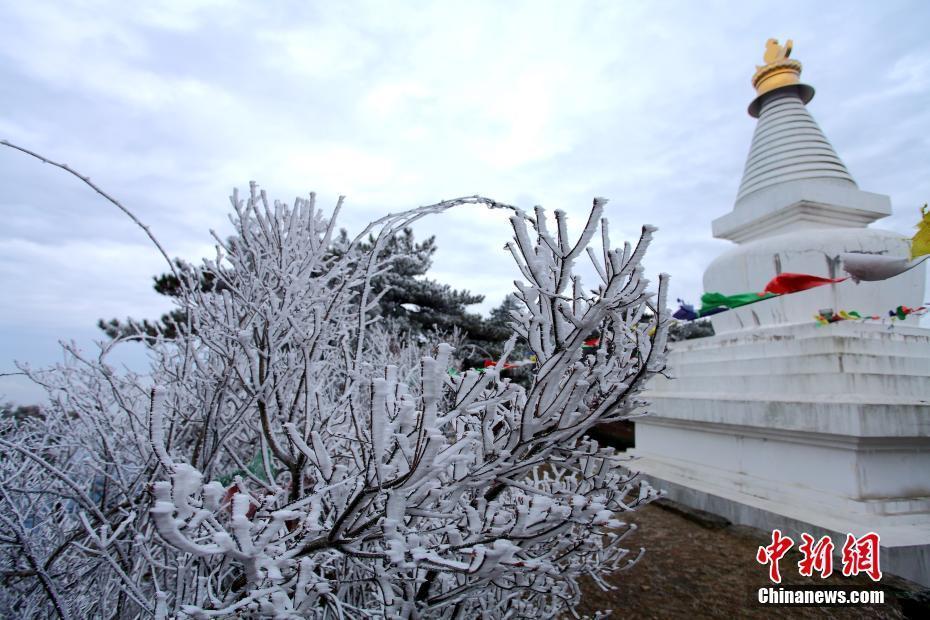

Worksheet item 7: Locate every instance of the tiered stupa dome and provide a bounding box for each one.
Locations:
[704,39,925,333]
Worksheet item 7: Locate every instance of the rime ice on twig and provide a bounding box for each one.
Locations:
[0,140,180,281]
[0,176,668,618]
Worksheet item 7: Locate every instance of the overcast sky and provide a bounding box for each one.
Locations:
[2,0,929,403]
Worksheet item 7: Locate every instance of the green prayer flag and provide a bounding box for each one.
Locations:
[699,291,778,316]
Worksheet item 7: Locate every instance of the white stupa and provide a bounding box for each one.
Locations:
[633,39,930,586]
[705,38,924,332]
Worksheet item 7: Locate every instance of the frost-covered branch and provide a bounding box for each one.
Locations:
[1,175,668,618]
[0,140,179,281]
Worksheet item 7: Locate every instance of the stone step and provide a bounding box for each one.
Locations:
[639,391,930,437]
[675,322,929,348]
[668,352,930,377]
[670,334,930,364]
[649,370,930,398]
[633,452,930,520]
[631,459,930,587]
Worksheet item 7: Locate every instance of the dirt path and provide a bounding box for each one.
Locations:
[575,501,928,619]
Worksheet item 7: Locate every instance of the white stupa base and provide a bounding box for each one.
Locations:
[637,471,930,588]
[632,321,930,586]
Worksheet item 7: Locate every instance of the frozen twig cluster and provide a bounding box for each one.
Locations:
[0,179,668,618]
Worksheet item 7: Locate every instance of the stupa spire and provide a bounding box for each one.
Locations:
[737,39,856,208]
[713,39,888,243]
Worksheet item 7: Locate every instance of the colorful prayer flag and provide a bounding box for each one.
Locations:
[840,253,927,283]
[699,291,777,316]
[911,204,930,259]
[673,299,698,321]
[762,273,846,295]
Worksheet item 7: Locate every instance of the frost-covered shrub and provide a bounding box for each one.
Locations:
[0,185,668,619]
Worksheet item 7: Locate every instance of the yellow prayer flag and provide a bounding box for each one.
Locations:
[910,204,930,259]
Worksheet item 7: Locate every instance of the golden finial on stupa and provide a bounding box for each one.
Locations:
[748,38,814,117]
[762,38,793,64]
[752,38,802,97]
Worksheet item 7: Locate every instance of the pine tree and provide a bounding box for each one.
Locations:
[98,229,515,364]
[97,258,210,341]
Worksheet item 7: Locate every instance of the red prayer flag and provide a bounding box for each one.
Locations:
[762,273,846,295]
[484,360,517,369]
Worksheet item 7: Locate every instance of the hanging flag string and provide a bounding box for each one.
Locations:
[470,338,603,372]
[458,208,930,373]
[815,305,926,326]
[678,205,930,321]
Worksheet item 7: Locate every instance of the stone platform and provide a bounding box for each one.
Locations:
[632,319,930,586]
